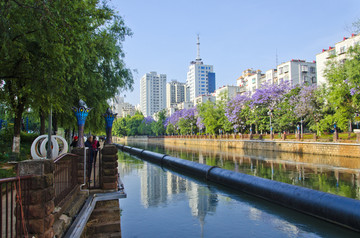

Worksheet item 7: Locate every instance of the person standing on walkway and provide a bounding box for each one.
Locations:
[92,135,100,164]
[70,136,78,148]
[84,136,94,183]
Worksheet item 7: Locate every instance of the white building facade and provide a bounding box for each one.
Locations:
[215,85,243,101]
[277,60,316,86]
[236,69,264,93]
[166,80,186,108]
[186,36,216,102]
[316,33,360,85]
[140,72,167,117]
[194,95,216,106]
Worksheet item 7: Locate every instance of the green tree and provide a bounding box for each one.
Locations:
[0,1,133,153]
[126,112,144,136]
[152,110,166,136]
[113,117,128,137]
[322,45,360,132]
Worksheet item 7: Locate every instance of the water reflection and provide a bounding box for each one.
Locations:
[118,152,359,238]
[139,160,218,228]
[125,142,360,200]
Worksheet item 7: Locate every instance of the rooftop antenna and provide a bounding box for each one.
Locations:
[196,34,202,62]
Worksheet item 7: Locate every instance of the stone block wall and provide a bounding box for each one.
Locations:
[149,137,360,158]
[71,147,86,184]
[17,160,55,238]
[101,145,119,190]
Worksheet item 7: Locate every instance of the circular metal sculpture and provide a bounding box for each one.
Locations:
[103,108,117,144]
[31,135,68,159]
[72,100,92,147]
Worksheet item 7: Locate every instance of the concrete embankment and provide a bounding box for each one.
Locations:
[115,136,360,158]
[117,144,360,232]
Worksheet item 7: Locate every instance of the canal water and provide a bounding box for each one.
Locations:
[126,141,360,200]
[118,144,360,237]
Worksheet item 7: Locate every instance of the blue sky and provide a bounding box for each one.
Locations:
[112,0,360,106]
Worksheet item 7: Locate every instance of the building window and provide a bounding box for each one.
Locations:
[301,65,308,72]
[328,50,336,57]
[279,67,283,74]
[310,66,315,74]
[340,46,346,54]
[284,65,289,73]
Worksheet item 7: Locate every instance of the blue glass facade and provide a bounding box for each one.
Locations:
[208,72,216,93]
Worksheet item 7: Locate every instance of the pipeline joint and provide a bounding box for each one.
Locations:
[205,166,218,180]
[160,154,168,166]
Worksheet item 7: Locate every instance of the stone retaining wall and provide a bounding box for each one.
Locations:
[144,138,360,158]
[17,160,55,238]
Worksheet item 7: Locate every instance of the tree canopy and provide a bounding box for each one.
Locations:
[0,0,133,152]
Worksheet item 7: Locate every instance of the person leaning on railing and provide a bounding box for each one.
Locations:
[84,136,94,183]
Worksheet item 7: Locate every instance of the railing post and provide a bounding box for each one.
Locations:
[101,145,119,190]
[16,160,55,238]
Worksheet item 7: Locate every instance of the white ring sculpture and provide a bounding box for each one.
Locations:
[31,135,68,159]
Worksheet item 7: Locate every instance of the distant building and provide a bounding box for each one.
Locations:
[215,85,243,101]
[265,69,277,85]
[186,36,216,102]
[177,101,194,110]
[140,72,167,117]
[277,59,316,86]
[194,95,216,106]
[236,69,264,93]
[122,102,136,117]
[166,80,186,108]
[316,33,360,85]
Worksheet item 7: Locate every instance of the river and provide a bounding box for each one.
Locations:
[117,142,360,237]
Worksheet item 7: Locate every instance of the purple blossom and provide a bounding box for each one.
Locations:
[196,116,205,130]
[225,92,251,125]
[165,107,198,129]
[291,84,318,119]
[143,116,154,125]
[350,87,358,96]
[250,81,291,110]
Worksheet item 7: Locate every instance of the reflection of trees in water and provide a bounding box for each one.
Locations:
[132,142,360,200]
[117,151,144,176]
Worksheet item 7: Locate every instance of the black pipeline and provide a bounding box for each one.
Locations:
[117,144,360,232]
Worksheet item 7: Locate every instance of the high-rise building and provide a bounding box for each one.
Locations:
[186,36,215,102]
[166,80,186,108]
[140,72,166,117]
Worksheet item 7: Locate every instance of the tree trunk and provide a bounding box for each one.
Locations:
[52,112,57,135]
[40,109,46,135]
[12,107,24,153]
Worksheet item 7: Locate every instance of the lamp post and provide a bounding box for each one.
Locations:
[333,122,338,141]
[267,110,272,135]
[72,100,92,148]
[103,108,117,144]
[300,118,303,139]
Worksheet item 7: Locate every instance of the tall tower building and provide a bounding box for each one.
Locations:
[166,80,186,108]
[186,36,216,102]
[140,72,167,117]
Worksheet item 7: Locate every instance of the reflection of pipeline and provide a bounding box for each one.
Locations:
[117,144,360,232]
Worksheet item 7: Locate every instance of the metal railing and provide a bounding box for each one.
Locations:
[87,148,101,189]
[54,153,79,206]
[0,175,32,238]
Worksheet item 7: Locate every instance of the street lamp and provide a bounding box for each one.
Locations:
[300,118,303,139]
[267,110,272,135]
